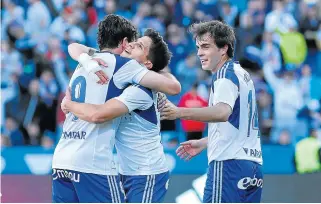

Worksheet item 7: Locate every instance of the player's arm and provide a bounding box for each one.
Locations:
[62,86,151,123]
[68,43,108,84]
[69,44,181,95]
[138,70,181,95]
[161,77,238,122]
[176,137,208,161]
[62,99,128,123]
[262,63,280,90]
[68,43,97,60]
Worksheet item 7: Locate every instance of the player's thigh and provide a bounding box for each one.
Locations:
[125,172,170,203]
[221,160,263,203]
[203,162,215,203]
[52,169,79,203]
[203,160,247,203]
[73,172,124,203]
[244,163,263,203]
[150,171,170,203]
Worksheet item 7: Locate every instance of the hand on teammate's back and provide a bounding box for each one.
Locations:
[176,140,205,161]
[160,100,179,120]
[61,88,71,115]
[157,93,167,112]
[92,58,109,85]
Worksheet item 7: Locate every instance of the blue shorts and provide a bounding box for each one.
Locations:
[203,160,263,203]
[52,169,124,203]
[120,171,170,203]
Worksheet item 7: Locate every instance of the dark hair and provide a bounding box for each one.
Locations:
[97,14,138,50]
[189,20,235,58]
[143,28,172,72]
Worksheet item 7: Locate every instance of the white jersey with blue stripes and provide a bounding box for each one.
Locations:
[114,85,168,175]
[207,60,263,165]
[52,52,149,175]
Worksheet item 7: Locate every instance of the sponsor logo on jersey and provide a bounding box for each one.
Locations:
[52,169,80,182]
[243,148,262,158]
[62,131,86,139]
[237,175,263,190]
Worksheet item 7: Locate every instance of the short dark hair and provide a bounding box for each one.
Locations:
[97,14,138,50]
[143,28,172,72]
[189,20,235,58]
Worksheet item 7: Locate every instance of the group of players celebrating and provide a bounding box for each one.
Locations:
[52,14,263,203]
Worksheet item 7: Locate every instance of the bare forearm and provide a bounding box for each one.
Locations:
[68,43,96,61]
[65,100,100,123]
[64,99,128,123]
[178,104,231,122]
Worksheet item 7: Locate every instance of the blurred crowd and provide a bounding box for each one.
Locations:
[1,0,321,149]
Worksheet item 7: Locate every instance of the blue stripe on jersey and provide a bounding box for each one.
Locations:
[224,62,239,89]
[212,61,241,129]
[105,55,132,101]
[134,105,157,125]
[133,85,157,125]
[228,95,240,129]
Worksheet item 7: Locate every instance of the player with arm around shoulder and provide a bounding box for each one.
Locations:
[161,20,263,203]
[62,29,173,203]
[52,15,179,203]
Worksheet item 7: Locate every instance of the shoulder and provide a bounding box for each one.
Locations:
[214,61,240,87]
[129,84,153,99]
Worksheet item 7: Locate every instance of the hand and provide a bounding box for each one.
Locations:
[92,58,109,84]
[160,100,180,120]
[157,93,167,112]
[61,88,71,114]
[176,140,205,161]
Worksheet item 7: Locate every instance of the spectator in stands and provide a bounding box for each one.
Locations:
[265,0,298,33]
[299,64,321,103]
[235,12,262,59]
[4,117,25,146]
[257,89,273,138]
[166,24,189,75]
[261,31,282,71]
[1,40,21,124]
[240,0,266,29]
[178,83,208,140]
[41,130,55,149]
[218,0,239,27]
[278,129,292,145]
[2,0,25,40]
[299,3,321,74]
[25,0,51,53]
[263,63,303,144]
[176,53,200,94]
[39,70,59,107]
[295,128,321,174]
[27,121,40,145]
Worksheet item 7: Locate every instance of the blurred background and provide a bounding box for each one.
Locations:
[1,0,321,202]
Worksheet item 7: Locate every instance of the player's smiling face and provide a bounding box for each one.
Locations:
[121,36,152,68]
[196,32,224,72]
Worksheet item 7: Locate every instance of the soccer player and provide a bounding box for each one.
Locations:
[160,20,263,203]
[61,28,171,203]
[51,15,180,203]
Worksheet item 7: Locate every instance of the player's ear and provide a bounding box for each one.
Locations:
[120,37,129,49]
[144,60,153,70]
[220,44,228,56]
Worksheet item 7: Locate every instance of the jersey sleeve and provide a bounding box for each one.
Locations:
[114,85,153,112]
[114,59,149,88]
[213,75,239,110]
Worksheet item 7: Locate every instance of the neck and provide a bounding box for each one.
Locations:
[212,56,230,73]
[101,47,122,55]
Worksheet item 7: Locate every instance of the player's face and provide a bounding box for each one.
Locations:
[121,36,152,66]
[196,33,225,71]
